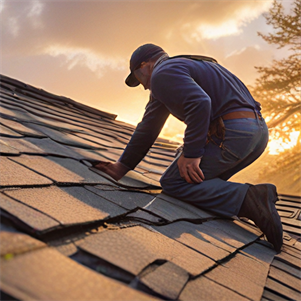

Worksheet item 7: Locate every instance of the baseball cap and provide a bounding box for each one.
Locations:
[125,43,166,87]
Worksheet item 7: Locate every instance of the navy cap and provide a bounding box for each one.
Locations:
[125,43,166,87]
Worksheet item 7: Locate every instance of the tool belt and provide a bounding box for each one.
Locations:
[176,110,259,156]
[207,111,259,146]
[207,117,225,145]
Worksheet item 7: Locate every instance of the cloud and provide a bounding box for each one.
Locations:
[27,0,44,17]
[44,45,126,78]
[223,45,274,85]
[0,0,4,14]
[1,0,44,41]
[180,0,273,41]
[226,44,261,59]
[7,17,19,37]
[27,0,44,29]
[1,1,273,54]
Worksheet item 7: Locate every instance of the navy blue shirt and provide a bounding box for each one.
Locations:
[119,57,261,170]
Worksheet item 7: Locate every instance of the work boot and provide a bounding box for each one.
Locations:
[238,184,283,253]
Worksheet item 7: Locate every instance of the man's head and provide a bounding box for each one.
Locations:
[125,43,167,90]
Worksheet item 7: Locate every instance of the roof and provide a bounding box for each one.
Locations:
[0,74,300,301]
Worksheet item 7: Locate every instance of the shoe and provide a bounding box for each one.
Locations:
[238,184,283,252]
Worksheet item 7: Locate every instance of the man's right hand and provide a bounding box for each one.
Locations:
[93,161,130,181]
[177,154,204,184]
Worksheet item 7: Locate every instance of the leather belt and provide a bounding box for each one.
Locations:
[222,111,261,120]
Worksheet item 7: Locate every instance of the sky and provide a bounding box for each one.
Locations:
[0,0,294,141]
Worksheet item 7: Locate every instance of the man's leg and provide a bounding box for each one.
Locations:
[161,161,249,217]
[161,117,268,216]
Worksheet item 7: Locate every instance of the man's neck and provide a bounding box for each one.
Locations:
[153,53,169,69]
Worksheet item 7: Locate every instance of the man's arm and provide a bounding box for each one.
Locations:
[95,97,170,180]
[118,97,170,170]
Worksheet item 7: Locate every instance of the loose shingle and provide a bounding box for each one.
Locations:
[60,186,127,218]
[85,186,155,210]
[0,247,156,301]
[4,186,109,226]
[0,193,59,232]
[0,157,53,187]
[140,261,189,299]
[90,167,161,189]
[77,225,215,276]
[126,209,165,224]
[48,157,113,184]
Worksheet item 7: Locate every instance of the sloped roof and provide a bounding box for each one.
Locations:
[0,74,300,301]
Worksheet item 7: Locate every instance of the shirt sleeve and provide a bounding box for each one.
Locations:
[118,96,170,170]
[151,64,211,158]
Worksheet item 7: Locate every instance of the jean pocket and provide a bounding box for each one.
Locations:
[221,128,258,161]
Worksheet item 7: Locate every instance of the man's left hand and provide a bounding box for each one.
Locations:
[177,154,204,184]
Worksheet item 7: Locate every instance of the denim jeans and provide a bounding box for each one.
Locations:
[160,115,269,217]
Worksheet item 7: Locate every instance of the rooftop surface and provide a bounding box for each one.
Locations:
[0,74,300,301]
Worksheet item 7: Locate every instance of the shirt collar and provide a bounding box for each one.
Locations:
[153,53,169,69]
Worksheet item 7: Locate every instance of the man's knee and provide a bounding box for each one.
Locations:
[160,173,168,189]
[160,173,175,193]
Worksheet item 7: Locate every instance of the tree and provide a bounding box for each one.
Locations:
[251,0,301,183]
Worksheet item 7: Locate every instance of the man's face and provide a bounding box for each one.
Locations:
[133,62,152,90]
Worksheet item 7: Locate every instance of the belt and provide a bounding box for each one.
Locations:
[222,111,261,120]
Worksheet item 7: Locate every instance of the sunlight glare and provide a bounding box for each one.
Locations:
[268,131,300,155]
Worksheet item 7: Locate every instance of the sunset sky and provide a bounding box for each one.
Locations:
[1,0,293,141]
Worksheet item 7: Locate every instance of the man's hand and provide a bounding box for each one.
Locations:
[177,154,204,184]
[93,161,130,181]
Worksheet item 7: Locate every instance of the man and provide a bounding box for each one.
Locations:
[94,43,283,252]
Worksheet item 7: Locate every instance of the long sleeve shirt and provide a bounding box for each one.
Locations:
[119,57,261,170]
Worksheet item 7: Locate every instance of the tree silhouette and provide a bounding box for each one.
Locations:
[251,0,301,182]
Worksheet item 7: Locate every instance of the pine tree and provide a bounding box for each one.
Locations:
[252,0,301,182]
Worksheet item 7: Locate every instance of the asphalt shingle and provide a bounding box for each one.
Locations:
[1,74,300,301]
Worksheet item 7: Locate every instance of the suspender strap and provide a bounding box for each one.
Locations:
[169,54,218,64]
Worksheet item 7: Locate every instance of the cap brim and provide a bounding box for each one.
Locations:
[125,72,140,87]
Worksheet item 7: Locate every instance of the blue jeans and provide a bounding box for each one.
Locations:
[160,115,269,217]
